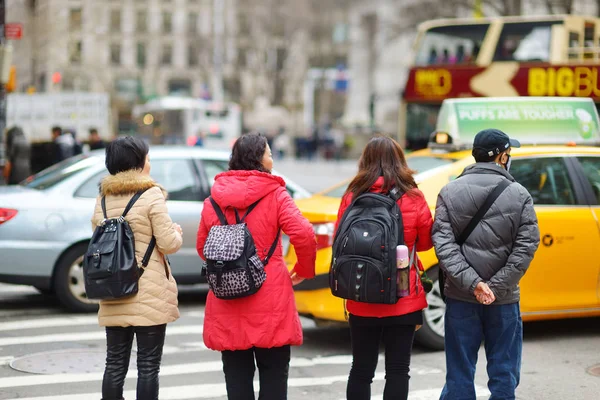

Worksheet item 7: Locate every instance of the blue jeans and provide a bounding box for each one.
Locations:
[440,298,523,400]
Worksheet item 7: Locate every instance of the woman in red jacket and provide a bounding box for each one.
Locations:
[336,136,434,400]
[196,133,317,400]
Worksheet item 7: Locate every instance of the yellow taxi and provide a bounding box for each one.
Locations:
[287,97,600,350]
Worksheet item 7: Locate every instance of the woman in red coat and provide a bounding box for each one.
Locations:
[335,136,434,400]
[196,133,316,400]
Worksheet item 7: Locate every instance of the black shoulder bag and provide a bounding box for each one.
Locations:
[439,179,512,302]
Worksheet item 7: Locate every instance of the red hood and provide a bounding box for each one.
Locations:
[211,170,286,209]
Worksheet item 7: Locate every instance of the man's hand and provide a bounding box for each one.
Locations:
[474,282,495,305]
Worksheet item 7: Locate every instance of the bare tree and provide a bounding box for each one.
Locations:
[543,0,575,14]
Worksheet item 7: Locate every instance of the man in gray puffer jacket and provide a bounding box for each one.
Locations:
[432,129,539,400]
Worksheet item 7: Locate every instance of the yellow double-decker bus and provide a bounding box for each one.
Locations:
[400,14,600,149]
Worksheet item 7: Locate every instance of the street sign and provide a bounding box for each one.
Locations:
[5,23,23,40]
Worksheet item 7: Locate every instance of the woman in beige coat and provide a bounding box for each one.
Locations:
[91,136,183,400]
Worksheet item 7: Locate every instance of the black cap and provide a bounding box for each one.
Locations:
[473,129,521,157]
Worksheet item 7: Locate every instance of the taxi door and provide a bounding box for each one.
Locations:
[571,156,600,308]
[510,156,600,313]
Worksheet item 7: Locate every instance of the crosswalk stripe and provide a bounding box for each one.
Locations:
[0,356,13,366]
[4,374,486,400]
[0,311,204,332]
[0,285,36,294]
[0,355,441,389]
[7,373,388,400]
[0,325,203,346]
[407,385,491,400]
[0,316,99,332]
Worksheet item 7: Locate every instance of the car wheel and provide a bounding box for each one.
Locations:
[53,243,99,313]
[415,265,445,351]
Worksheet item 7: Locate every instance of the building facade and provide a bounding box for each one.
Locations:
[8,0,350,135]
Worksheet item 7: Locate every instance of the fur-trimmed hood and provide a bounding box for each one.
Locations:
[100,170,168,198]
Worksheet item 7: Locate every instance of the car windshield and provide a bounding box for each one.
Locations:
[21,155,97,190]
[320,155,455,198]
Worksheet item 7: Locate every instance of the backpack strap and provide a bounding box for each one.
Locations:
[101,196,108,219]
[140,237,156,268]
[209,197,229,225]
[235,199,261,224]
[263,229,281,266]
[456,179,512,245]
[122,188,153,218]
[389,187,403,202]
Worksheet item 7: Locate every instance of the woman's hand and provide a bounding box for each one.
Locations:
[174,223,183,236]
[289,268,305,286]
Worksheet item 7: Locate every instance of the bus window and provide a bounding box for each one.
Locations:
[584,24,595,59]
[494,22,558,62]
[415,24,489,66]
[569,32,581,60]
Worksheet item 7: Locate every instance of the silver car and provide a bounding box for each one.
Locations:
[0,147,309,312]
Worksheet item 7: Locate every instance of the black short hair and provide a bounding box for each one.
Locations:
[52,126,62,135]
[472,147,497,163]
[105,136,149,175]
[89,128,98,135]
[229,133,268,172]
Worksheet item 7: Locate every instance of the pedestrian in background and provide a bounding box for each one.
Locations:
[89,128,106,151]
[91,136,183,400]
[196,133,317,400]
[336,135,434,400]
[3,126,31,184]
[51,126,76,163]
[432,129,540,400]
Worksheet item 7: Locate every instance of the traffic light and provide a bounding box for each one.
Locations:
[52,72,62,84]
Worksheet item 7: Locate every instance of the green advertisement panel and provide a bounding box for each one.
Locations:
[449,98,600,145]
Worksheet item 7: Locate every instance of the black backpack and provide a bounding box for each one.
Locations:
[203,197,280,300]
[329,188,405,304]
[84,189,156,300]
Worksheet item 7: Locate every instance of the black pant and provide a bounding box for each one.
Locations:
[221,345,291,400]
[102,324,166,400]
[347,316,416,400]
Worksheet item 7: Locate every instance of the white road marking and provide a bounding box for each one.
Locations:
[0,356,441,389]
[0,325,203,346]
[0,316,99,332]
[405,385,491,400]
[0,284,37,294]
[0,356,14,366]
[0,311,203,332]
[7,373,388,400]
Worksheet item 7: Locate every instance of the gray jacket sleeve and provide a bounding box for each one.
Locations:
[432,187,483,295]
[488,188,540,295]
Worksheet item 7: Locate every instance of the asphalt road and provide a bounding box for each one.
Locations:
[0,285,599,400]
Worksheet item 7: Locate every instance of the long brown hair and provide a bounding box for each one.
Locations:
[345,135,417,199]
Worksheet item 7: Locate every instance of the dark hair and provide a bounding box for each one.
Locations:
[6,126,25,151]
[90,128,98,135]
[229,133,269,173]
[472,147,496,163]
[52,126,62,135]
[105,136,149,175]
[345,135,417,199]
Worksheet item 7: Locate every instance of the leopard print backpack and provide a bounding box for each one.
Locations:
[203,197,280,300]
